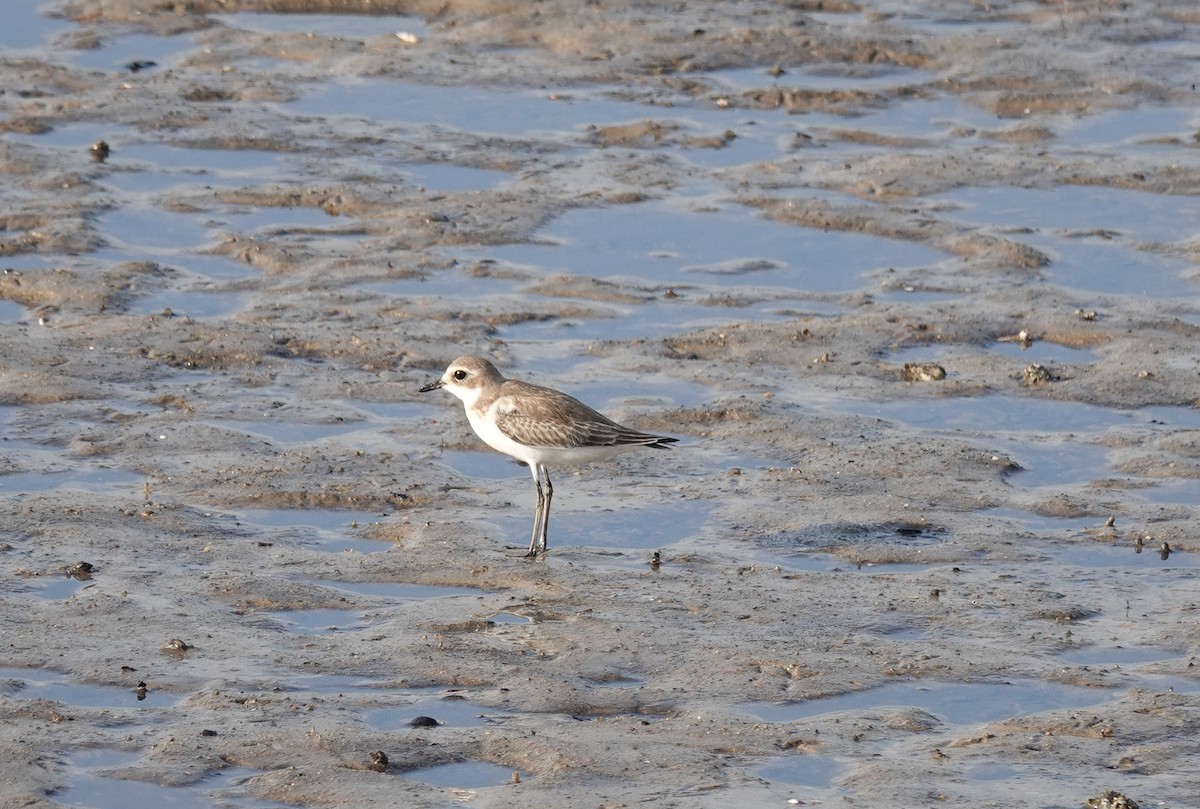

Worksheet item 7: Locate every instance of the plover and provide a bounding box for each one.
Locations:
[419,356,677,557]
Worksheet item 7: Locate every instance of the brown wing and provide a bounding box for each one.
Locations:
[494,382,672,449]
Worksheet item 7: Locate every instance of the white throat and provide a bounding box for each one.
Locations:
[447,382,485,411]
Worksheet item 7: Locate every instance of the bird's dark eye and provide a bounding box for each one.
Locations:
[453,369,468,381]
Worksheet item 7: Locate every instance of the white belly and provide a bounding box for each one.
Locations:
[466,408,631,467]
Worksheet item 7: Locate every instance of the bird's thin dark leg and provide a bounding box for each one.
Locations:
[540,469,553,554]
[527,464,545,557]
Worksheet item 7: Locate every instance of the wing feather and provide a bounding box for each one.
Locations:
[493,382,671,449]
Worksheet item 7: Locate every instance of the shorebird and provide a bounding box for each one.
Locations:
[419,356,677,556]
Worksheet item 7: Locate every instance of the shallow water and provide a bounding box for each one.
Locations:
[1044,540,1200,570]
[365,696,496,729]
[490,499,712,553]
[57,749,286,809]
[66,30,202,72]
[251,606,375,635]
[1058,644,1183,666]
[0,466,145,496]
[287,78,673,139]
[816,393,1200,434]
[931,184,1200,245]
[711,63,934,93]
[0,668,178,710]
[888,340,1097,366]
[742,678,1108,725]
[449,197,944,293]
[1,2,73,51]
[751,753,843,789]
[212,11,428,39]
[207,507,388,554]
[752,551,934,575]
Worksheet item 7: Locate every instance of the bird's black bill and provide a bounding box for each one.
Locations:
[418,380,444,393]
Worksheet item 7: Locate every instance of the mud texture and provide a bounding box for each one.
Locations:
[2,0,1200,807]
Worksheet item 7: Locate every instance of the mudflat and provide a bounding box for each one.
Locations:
[2,1,1199,806]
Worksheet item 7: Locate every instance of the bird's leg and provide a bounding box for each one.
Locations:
[526,464,545,558]
[540,468,553,554]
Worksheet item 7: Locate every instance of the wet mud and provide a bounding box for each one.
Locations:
[2,0,1200,807]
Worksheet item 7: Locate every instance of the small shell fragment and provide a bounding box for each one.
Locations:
[1021,363,1053,385]
[902,362,946,382]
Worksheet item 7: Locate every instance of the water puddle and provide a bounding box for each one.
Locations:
[491,500,711,553]
[750,522,947,570]
[111,141,298,183]
[0,299,25,322]
[1058,645,1182,666]
[751,754,843,789]
[65,30,202,73]
[405,759,520,789]
[281,70,1014,172]
[742,679,1106,725]
[133,286,249,320]
[753,551,932,575]
[0,668,178,709]
[1055,104,1200,150]
[301,148,516,191]
[981,507,1106,533]
[286,78,663,139]
[253,607,375,635]
[931,185,1200,245]
[33,575,97,600]
[493,293,806,345]
[449,197,943,294]
[2,2,73,51]
[58,748,286,809]
[888,340,1096,366]
[212,12,428,39]
[96,202,345,256]
[360,268,519,301]
[711,63,934,93]
[216,508,386,553]
[1043,541,1199,570]
[1003,439,1111,488]
[253,579,482,634]
[814,393,1189,434]
[1129,477,1200,506]
[397,162,512,192]
[437,450,526,480]
[925,184,1198,298]
[0,466,144,496]
[222,507,382,531]
[823,95,1004,141]
[204,205,338,234]
[203,417,368,446]
[306,579,481,601]
[1035,235,1194,299]
[365,695,498,729]
[848,6,1025,36]
[96,206,213,253]
[277,672,392,694]
[488,611,534,624]
[174,252,267,283]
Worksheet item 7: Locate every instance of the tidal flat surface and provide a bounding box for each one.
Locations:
[2,1,1199,807]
